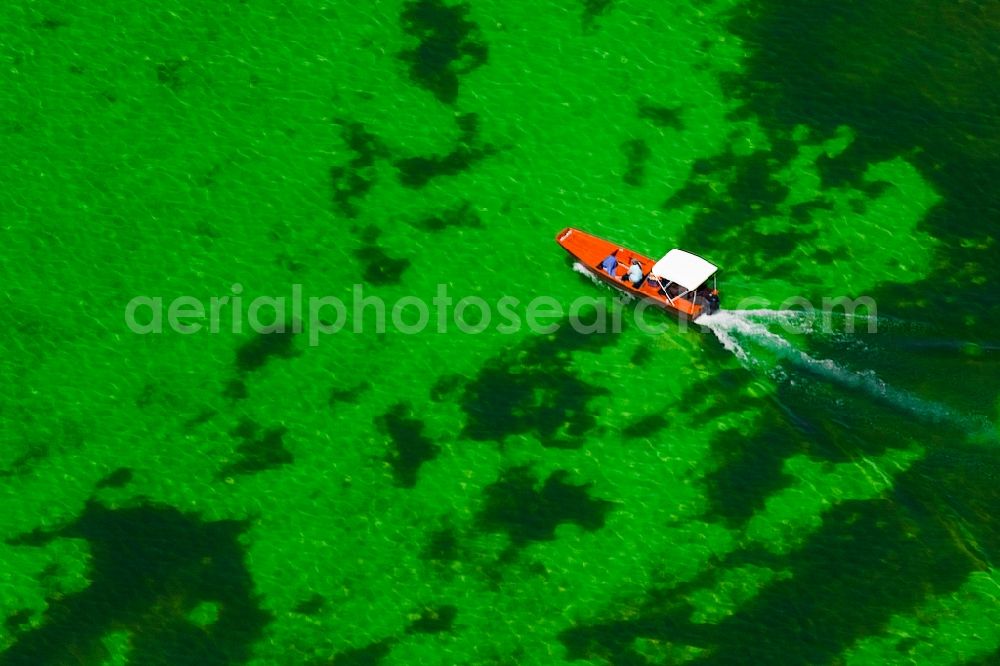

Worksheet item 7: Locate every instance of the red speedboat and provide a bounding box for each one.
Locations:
[555,227,720,319]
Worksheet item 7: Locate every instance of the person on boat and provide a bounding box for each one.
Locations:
[621,259,644,287]
[599,251,619,276]
[695,283,720,310]
[706,290,720,312]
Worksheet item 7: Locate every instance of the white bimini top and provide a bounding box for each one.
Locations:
[650,249,718,292]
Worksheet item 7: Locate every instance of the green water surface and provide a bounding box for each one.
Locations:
[1,0,999,664]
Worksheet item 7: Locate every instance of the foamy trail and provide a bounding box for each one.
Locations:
[572,262,603,285]
[698,310,994,435]
[726,307,919,334]
[698,310,799,367]
[727,309,814,326]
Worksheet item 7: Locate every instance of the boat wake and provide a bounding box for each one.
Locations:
[698,310,994,437]
[572,262,603,285]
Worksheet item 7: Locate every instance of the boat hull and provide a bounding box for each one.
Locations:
[555,227,716,320]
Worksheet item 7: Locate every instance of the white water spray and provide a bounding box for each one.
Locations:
[572,262,603,286]
[698,309,993,435]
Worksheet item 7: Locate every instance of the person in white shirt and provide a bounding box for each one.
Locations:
[620,259,644,287]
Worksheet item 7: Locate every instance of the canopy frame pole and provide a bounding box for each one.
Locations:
[663,280,675,305]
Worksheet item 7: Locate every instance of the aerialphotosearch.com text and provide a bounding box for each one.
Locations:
[124,283,877,346]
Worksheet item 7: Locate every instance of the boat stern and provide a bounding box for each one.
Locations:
[706,291,721,314]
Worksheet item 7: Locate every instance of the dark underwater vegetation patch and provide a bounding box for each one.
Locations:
[95,467,133,489]
[698,358,968,527]
[629,343,652,366]
[3,502,270,665]
[358,244,412,285]
[581,0,614,30]
[894,441,1000,570]
[559,600,703,664]
[0,445,48,479]
[637,98,684,130]
[411,201,482,232]
[330,120,389,218]
[560,496,976,664]
[406,605,458,634]
[293,594,326,615]
[135,381,163,408]
[965,645,1000,665]
[460,311,618,448]
[224,377,248,400]
[394,113,496,188]
[667,144,798,212]
[3,610,32,633]
[235,326,301,373]
[275,250,306,273]
[330,381,370,407]
[155,58,185,89]
[220,418,293,476]
[666,145,823,280]
[668,365,804,526]
[185,407,217,428]
[787,199,831,224]
[727,0,1000,333]
[398,0,488,105]
[678,367,753,423]
[700,498,973,664]
[621,413,669,438]
[621,139,651,187]
[551,334,990,661]
[422,526,461,562]
[478,466,614,547]
[356,233,411,286]
[376,402,440,488]
[429,373,464,402]
[34,17,66,30]
[703,418,799,525]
